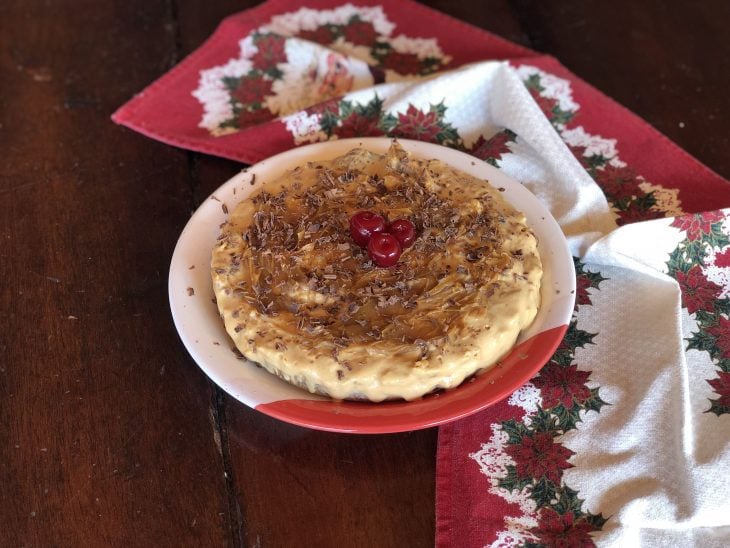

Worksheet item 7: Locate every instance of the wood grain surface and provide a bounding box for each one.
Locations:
[1,1,727,546]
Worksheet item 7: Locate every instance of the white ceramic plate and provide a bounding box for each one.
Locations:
[169,138,575,433]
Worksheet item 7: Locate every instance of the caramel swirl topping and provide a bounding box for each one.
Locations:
[212,142,542,401]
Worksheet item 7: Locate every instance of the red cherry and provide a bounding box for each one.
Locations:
[387,219,416,248]
[367,233,402,267]
[349,210,386,247]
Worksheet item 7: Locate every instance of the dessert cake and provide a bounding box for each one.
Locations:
[211,141,542,402]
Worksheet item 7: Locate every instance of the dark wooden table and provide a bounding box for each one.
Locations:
[2,1,727,545]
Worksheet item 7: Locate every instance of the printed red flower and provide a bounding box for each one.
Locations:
[469,132,513,162]
[707,372,730,408]
[671,211,726,240]
[231,75,274,105]
[575,275,594,306]
[706,316,730,358]
[504,431,574,483]
[533,363,592,409]
[335,112,384,138]
[593,163,638,200]
[393,105,442,142]
[343,19,378,46]
[530,508,596,548]
[615,200,665,226]
[299,25,335,45]
[251,34,287,70]
[675,265,722,314]
[380,51,423,75]
[306,98,340,117]
[528,87,558,118]
[238,107,274,128]
[714,247,730,268]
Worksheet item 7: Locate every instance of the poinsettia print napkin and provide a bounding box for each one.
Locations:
[113,1,730,546]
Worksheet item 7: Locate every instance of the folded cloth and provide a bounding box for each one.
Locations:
[113,1,730,545]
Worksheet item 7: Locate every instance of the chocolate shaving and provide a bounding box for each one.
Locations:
[415,339,430,359]
[466,247,488,262]
[274,341,287,351]
[319,169,337,188]
[333,337,350,348]
[356,195,375,208]
[367,327,382,340]
[339,170,356,183]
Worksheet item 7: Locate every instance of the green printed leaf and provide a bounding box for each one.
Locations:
[523,73,544,92]
[528,407,559,434]
[552,403,584,432]
[574,258,608,288]
[717,359,730,374]
[221,76,242,91]
[552,485,584,515]
[501,419,530,444]
[713,298,730,317]
[702,223,730,249]
[585,511,609,529]
[320,109,341,135]
[584,154,609,170]
[708,400,730,416]
[550,105,574,126]
[582,387,609,414]
[530,476,558,507]
[562,326,597,351]
[497,464,532,493]
[686,329,719,354]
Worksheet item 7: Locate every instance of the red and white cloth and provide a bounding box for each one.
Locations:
[113,1,730,545]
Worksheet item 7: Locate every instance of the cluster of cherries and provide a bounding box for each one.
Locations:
[349,211,416,267]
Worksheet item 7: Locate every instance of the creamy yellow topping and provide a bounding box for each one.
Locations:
[211,142,542,401]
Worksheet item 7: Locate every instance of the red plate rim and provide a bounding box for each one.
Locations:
[256,325,568,433]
